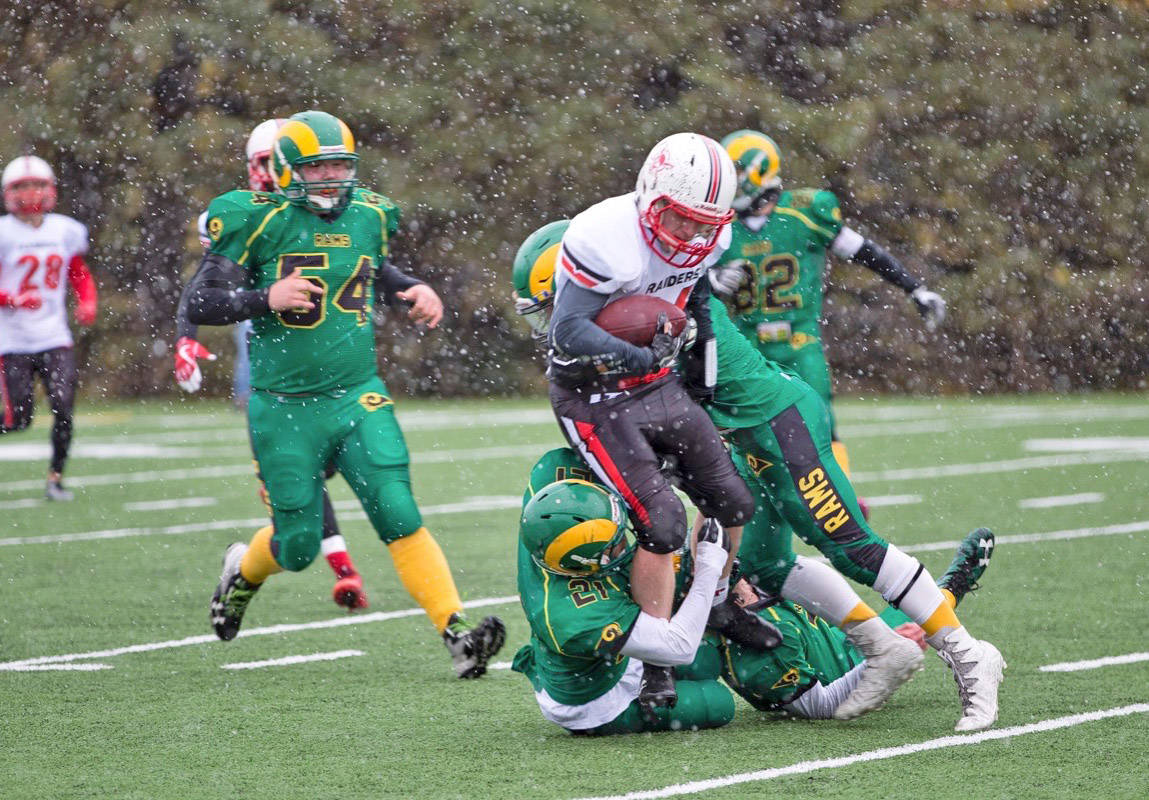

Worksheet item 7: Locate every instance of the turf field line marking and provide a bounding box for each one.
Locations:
[1018,492,1105,510]
[1,663,114,672]
[333,495,522,515]
[570,703,1149,800]
[894,519,1149,556]
[220,649,364,670]
[862,494,921,507]
[1025,436,1149,453]
[490,661,513,670]
[123,497,219,512]
[1039,651,1149,673]
[850,448,1149,484]
[0,596,519,669]
[0,498,43,510]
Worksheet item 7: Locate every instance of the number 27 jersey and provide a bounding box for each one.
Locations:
[203,187,400,394]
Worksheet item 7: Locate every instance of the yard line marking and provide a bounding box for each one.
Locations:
[221,649,364,670]
[2,663,113,672]
[123,497,219,512]
[1025,437,1149,453]
[894,519,1149,556]
[333,495,522,515]
[0,596,518,670]
[1039,652,1149,673]
[862,494,922,508]
[490,661,513,671]
[0,498,43,510]
[1018,492,1105,510]
[0,442,238,462]
[570,704,1149,800]
[850,449,1149,484]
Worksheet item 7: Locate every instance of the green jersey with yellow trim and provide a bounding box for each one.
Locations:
[720,599,861,710]
[203,186,401,394]
[718,189,843,343]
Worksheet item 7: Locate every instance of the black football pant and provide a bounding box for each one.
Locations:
[0,347,77,475]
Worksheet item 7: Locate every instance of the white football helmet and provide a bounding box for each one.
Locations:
[2,155,56,216]
[245,119,288,191]
[634,132,736,268]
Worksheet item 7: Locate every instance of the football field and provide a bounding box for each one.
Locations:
[2,394,1147,799]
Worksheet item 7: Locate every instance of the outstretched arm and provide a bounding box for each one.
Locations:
[832,227,945,329]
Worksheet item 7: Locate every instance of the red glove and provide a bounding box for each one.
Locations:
[0,289,43,310]
[174,336,216,392]
[68,254,97,326]
[76,300,96,325]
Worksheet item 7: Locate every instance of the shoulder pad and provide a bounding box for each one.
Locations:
[559,199,643,293]
[204,190,285,257]
[353,188,402,235]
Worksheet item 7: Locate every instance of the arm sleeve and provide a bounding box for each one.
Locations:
[679,279,717,392]
[781,663,866,719]
[846,234,923,294]
[184,252,271,326]
[372,259,423,306]
[67,255,97,307]
[619,547,723,666]
[549,282,654,374]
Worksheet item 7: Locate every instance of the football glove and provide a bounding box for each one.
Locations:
[910,286,946,331]
[174,336,216,393]
[0,289,42,310]
[648,313,686,370]
[547,348,626,388]
[695,517,732,573]
[75,299,97,326]
[707,260,747,297]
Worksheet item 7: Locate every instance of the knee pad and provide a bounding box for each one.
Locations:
[358,468,423,544]
[634,486,687,554]
[270,509,323,572]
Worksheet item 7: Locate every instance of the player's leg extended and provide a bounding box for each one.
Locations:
[317,460,367,610]
[584,679,735,735]
[0,352,36,433]
[42,348,78,497]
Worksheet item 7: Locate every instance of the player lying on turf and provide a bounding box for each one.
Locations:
[513,220,1005,730]
[175,118,368,611]
[186,110,504,677]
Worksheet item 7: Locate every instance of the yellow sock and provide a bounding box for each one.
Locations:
[841,601,878,630]
[240,525,283,584]
[388,527,462,633]
[940,587,957,610]
[921,599,961,638]
[831,440,852,477]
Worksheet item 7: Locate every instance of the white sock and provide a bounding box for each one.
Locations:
[780,555,866,627]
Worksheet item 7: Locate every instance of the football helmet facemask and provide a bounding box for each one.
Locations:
[520,479,635,577]
[270,110,359,215]
[720,129,782,215]
[2,155,57,217]
[246,118,289,192]
[634,132,736,269]
[512,219,569,340]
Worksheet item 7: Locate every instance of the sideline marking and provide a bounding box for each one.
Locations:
[1019,492,1104,510]
[1040,652,1149,673]
[221,649,364,670]
[570,704,1149,800]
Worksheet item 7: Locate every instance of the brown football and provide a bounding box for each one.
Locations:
[593,295,687,347]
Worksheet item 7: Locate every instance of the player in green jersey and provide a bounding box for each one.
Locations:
[186,110,504,678]
[513,458,737,735]
[513,220,1004,730]
[711,130,946,491]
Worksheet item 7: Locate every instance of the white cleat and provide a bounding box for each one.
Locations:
[834,620,925,720]
[940,635,1006,732]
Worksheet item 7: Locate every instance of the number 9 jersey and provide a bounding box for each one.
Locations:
[203,186,401,394]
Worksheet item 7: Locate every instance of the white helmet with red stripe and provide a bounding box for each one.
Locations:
[245,119,288,191]
[2,155,57,216]
[634,132,736,268]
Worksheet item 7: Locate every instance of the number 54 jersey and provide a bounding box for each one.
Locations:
[203,187,401,394]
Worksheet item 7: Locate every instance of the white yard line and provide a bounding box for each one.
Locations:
[0,498,43,510]
[124,497,219,512]
[570,704,1149,800]
[220,649,364,670]
[1018,492,1104,510]
[894,519,1149,556]
[862,494,922,508]
[2,663,113,672]
[849,449,1149,483]
[1039,652,1149,673]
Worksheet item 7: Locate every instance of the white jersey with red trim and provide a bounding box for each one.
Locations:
[556,192,731,309]
[0,213,88,354]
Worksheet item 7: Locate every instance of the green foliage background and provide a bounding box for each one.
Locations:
[2,0,1146,397]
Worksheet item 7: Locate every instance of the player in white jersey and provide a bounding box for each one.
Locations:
[546,133,770,710]
[173,120,367,611]
[0,155,97,501]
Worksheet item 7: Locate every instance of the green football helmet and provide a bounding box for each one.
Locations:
[270,110,359,215]
[512,219,568,340]
[520,479,635,577]
[720,129,782,214]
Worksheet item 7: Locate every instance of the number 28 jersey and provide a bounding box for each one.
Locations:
[203,187,400,394]
[0,213,88,355]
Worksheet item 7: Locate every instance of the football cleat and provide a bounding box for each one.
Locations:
[442,613,506,679]
[210,542,261,641]
[638,663,678,724]
[834,618,925,720]
[332,573,369,611]
[709,598,783,651]
[939,528,995,606]
[939,634,1006,732]
[44,479,74,502]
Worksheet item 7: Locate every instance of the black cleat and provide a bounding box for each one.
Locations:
[442,613,506,679]
[709,597,783,651]
[210,542,261,641]
[939,528,995,606]
[638,663,677,724]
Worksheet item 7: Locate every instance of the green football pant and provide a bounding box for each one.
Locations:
[758,331,837,437]
[729,387,889,591]
[247,376,423,571]
[582,679,735,735]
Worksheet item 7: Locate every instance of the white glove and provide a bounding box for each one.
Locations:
[910,286,946,331]
[708,261,747,297]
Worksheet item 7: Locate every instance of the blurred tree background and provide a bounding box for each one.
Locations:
[1,0,1146,399]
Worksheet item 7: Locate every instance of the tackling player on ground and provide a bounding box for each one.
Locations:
[175,118,368,612]
[186,110,505,678]
[711,130,946,508]
[0,155,97,501]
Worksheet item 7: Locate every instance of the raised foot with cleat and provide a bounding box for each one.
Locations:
[442,613,506,679]
[834,621,925,720]
[332,573,369,611]
[939,528,995,605]
[210,542,261,641]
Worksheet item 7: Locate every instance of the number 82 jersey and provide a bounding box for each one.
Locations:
[203,187,400,394]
